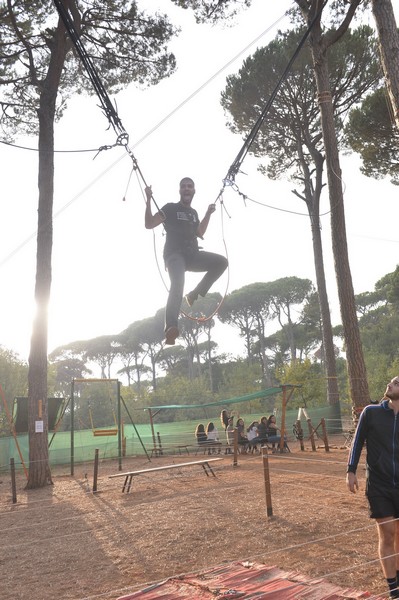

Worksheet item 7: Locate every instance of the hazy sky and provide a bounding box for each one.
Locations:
[1,0,399,362]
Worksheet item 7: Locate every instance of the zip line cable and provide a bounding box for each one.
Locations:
[53,0,327,215]
[3,0,332,281]
[52,0,163,211]
[53,0,125,140]
[1,10,289,156]
[0,5,293,270]
[220,0,329,194]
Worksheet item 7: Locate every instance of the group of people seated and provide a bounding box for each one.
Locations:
[242,415,290,453]
[194,422,223,454]
[195,412,290,454]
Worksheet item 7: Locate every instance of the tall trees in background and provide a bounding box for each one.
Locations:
[221,22,380,418]
[294,0,371,413]
[371,0,399,131]
[344,87,399,184]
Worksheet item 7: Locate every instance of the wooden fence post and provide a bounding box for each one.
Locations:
[93,449,99,493]
[320,418,330,452]
[296,419,305,452]
[10,457,17,504]
[262,447,273,517]
[307,418,317,451]
[156,432,164,456]
[233,428,238,467]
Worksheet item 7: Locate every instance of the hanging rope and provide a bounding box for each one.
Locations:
[53,0,125,139]
[52,0,165,212]
[219,0,329,195]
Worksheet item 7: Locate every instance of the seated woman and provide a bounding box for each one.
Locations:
[195,423,214,455]
[266,414,290,452]
[252,416,269,446]
[206,421,222,453]
[246,421,260,453]
[195,423,208,445]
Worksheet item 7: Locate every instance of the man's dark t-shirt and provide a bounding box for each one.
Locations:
[161,202,200,259]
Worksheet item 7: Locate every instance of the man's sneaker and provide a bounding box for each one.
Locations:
[165,326,179,345]
[185,291,198,307]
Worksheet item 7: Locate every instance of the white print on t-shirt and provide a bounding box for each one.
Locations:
[176,211,196,222]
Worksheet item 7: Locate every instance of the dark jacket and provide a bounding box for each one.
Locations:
[257,422,269,442]
[347,400,399,488]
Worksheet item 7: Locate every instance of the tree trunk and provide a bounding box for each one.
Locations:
[372,0,399,130]
[297,136,342,424]
[26,20,69,488]
[310,203,341,425]
[310,38,370,411]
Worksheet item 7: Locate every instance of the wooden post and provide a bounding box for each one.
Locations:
[148,409,157,450]
[93,449,99,493]
[10,458,17,504]
[296,419,305,452]
[233,427,238,467]
[307,418,317,451]
[320,418,330,452]
[157,432,164,456]
[279,386,288,452]
[262,447,273,517]
[117,380,122,472]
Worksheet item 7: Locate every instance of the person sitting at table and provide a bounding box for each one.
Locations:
[195,423,208,445]
[206,421,222,453]
[254,416,269,446]
[247,421,260,453]
[195,423,215,455]
[266,414,290,452]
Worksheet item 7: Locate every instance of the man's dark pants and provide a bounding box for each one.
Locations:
[165,250,228,330]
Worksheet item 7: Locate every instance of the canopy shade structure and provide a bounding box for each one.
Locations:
[145,385,301,453]
[144,385,301,411]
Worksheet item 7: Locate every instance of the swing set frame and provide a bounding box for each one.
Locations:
[70,378,149,475]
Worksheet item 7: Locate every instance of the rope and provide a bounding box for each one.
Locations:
[52,0,162,208]
[220,0,329,192]
[53,0,124,138]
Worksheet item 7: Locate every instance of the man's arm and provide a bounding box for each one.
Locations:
[145,186,164,229]
[346,407,367,493]
[197,203,216,239]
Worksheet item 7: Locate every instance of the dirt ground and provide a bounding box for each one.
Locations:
[0,436,387,600]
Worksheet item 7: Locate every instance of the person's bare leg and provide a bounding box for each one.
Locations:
[377,518,399,597]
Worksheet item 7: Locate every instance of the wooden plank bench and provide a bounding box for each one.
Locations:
[109,457,224,493]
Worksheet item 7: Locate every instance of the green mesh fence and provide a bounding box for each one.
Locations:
[0,403,344,473]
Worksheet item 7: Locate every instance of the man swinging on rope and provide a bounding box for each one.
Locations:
[347,376,399,599]
[145,177,228,345]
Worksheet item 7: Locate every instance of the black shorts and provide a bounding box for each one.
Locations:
[367,480,399,519]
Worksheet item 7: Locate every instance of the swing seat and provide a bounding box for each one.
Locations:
[93,428,118,437]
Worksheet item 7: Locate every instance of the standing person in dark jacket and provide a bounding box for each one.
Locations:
[347,377,399,599]
[145,178,228,345]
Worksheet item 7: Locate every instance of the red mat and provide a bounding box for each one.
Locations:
[118,561,385,599]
